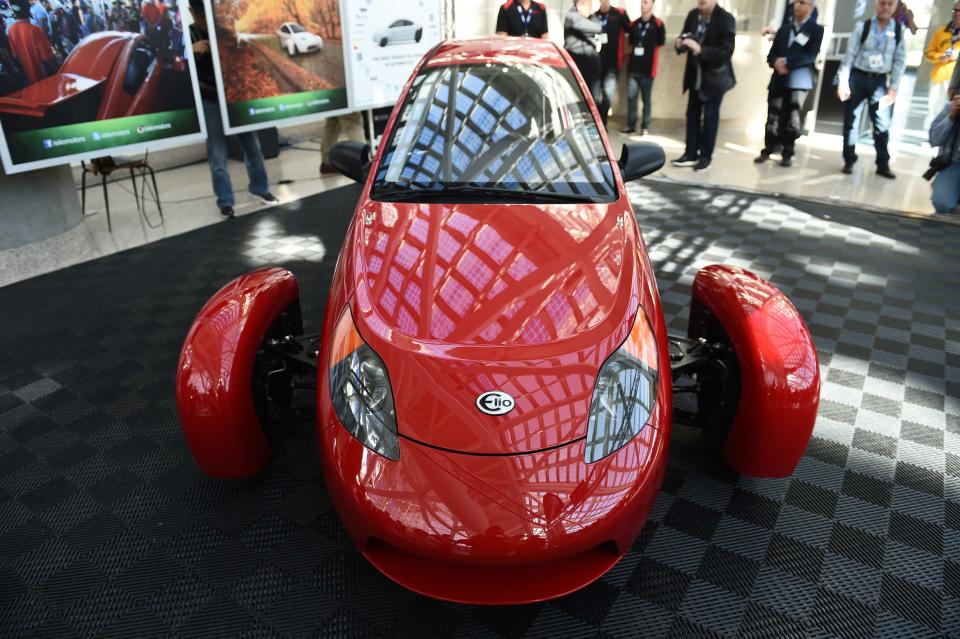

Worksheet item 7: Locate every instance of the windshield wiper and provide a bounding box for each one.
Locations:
[374,185,604,204]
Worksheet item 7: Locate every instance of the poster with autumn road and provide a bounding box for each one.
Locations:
[207,0,348,132]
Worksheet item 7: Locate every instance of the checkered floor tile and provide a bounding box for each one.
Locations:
[0,181,956,638]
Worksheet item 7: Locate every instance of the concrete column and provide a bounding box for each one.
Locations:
[0,166,83,251]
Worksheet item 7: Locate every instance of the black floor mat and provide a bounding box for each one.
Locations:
[0,181,957,638]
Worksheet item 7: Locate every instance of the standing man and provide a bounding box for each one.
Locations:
[565,0,603,107]
[7,0,54,84]
[188,0,278,218]
[623,0,665,135]
[495,0,548,39]
[755,0,822,167]
[923,2,960,128]
[837,0,906,178]
[671,0,736,171]
[595,0,630,127]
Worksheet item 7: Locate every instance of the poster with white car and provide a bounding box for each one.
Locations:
[341,0,442,110]
[205,0,350,133]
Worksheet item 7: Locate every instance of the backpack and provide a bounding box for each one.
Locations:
[859,17,901,47]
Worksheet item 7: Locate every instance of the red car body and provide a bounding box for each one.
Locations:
[177,37,820,605]
[0,32,164,120]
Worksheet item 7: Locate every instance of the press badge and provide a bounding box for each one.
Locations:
[634,46,644,56]
[795,32,809,46]
[869,53,884,69]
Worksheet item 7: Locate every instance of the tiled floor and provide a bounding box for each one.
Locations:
[0,181,955,637]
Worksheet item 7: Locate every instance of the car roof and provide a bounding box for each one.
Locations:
[426,37,568,69]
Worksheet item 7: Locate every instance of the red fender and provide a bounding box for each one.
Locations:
[689,265,820,478]
[176,267,301,479]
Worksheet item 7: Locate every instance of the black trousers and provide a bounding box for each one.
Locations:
[842,69,892,167]
[685,91,724,161]
[570,52,602,108]
[763,88,808,158]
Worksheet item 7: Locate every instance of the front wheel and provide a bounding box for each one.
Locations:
[688,265,820,478]
[415,29,422,42]
[379,37,388,47]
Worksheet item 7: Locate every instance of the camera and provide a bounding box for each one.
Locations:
[677,32,695,53]
[923,157,950,181]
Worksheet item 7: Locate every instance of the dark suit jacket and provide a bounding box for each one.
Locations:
[767,17,824,92]
[679,5,736,100]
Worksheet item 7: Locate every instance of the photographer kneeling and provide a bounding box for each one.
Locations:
[928,95,960,214]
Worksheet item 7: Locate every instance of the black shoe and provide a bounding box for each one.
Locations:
[780,156,792,167]
[694,158,711,171]
[621,127,636,134]
[754,151,770,163]
[671,154,698,167]
[841,162,854,174]
[254,191,280,205]
[220,206,235,218]
[876,166,896,179]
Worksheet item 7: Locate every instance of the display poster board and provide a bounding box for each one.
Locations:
[206,0,350,134]
[341,0,442,110]
[0,0,205,175]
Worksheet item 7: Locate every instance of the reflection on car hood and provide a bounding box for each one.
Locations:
[347,199,642,455]
[354,200,628,347]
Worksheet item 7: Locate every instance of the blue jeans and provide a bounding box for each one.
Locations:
[627,74,654,130]
[599,66,619,126]
[202,100,269,209]
[685,91,723,161]
[842,69,892,168]
[931,162,960,213]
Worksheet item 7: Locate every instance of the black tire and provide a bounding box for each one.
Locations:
[251,302,303,438]
[379,37,388,47]
[690,303,741,454]
[415,29,422,42]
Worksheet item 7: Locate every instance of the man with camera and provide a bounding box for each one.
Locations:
[755,0,822,167]
[926,95,960,213]
[670,0,736,171]
[836,0,906,179]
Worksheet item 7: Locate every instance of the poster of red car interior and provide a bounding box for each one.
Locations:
[205,0,350,134]
[341,0,442,110]
[0,0,205,174]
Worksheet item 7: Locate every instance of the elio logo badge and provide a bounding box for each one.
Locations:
[476,391,515,416]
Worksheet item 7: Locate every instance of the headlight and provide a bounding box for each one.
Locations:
[329,309,400,460]
[584,309,659,463]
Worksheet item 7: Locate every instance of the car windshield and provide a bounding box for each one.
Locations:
[289,24,306,33]
[372,63,617,203]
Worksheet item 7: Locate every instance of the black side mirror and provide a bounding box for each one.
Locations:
[329,141,371,183]
[618,142,665,183]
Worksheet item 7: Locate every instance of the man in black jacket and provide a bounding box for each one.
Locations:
[565,0,603,106]
[596,0,630,127]
[755,0,822,166]
[671,0,736,171]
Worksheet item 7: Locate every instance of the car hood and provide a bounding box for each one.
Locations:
[348,199,642,454]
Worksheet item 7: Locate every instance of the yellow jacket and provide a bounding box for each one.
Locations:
[925,24,960,84]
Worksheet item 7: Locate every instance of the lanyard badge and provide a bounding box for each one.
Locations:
[518,4,532,35]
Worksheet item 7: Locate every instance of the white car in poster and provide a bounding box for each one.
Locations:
[277,23,323,56]
[372,19,423,47]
